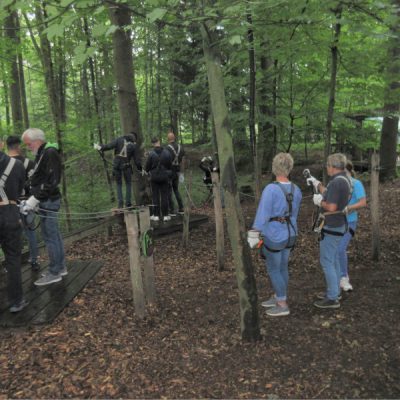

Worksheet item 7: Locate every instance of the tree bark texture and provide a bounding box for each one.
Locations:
[201,21,260,342]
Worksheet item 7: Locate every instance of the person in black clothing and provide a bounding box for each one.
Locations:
[145,137,172,222]
[94,132,142,208]
[165,131,184,215]
[6,135,40,272]
[22,128,66,286]
[0,150,28,312]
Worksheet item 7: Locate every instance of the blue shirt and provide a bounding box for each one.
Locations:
[253,182,302,244]
[347,178,366,223]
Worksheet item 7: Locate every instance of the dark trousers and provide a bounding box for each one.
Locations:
[151,181,169,218]
[0,205,23,305]
[113,159,132,207]
[168,174,184,213]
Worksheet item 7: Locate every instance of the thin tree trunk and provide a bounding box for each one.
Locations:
[201,20,260,342]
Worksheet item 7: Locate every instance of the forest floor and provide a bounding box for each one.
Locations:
[0,170,399,399]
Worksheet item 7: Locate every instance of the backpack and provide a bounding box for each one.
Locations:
[261,182,298,253]
[150,151,169,183]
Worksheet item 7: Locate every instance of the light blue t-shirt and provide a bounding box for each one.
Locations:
[253,182,302,245]
[347,178,366,223]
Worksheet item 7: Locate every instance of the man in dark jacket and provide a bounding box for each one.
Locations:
[0,149,28,312]
[22,128,66,286]
[6,135,40,272]
[145,137,172,222]
[94,132,142,208]
[165,131,184,215]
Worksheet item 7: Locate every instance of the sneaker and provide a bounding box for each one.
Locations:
[169,213,177,217]
[317,292,342,301]
[31,261,40,272]
[9,299,29,313]
[178,210,184,215]
[163,216,171,222]
[60,267,68,276]
[34,272,62,286]
[313,298,340,309]
[266,305,290,317]
[261,296,277,308]
[340,276,353,292]
[150,216,159,222]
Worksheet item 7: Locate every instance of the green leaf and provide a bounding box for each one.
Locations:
[43,24,65,40]
[147,8,167,23]
[60,0,73,6]
[229,35,242,45]
[106,25,118,36]
[92,23,109,38]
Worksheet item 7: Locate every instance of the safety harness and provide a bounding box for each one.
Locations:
[117,139,130,158]
[0,157,16,205]
[167,144,181,167]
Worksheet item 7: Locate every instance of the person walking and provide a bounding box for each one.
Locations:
[21,128,66,286]
[94,132,142,209]
[0,149,28,312]
[145,137,172,222]
[248,153,302,317]
[6,135,40,272]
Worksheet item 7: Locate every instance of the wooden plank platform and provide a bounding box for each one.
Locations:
[0,260,103,328]
[152,214,208,237]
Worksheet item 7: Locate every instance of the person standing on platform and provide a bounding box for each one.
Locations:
[21,128,66,286]
[0,149,28,312]
[6,135,40,272]
[145,137,172,222]
[165,131,185,216]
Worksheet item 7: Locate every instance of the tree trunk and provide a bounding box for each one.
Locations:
[324,6,342,183]
[379,0,400,181]
[107,3,146,204]
[200,20,260,342]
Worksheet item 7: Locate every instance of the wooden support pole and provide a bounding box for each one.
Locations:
[138,206,156,305]
[211,171,224,271]
[370,152,380,261]
[124,211,145,318]
[182,170,192,248]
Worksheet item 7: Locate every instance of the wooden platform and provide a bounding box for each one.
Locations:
[0,260,103,328]
[152,213,208,237]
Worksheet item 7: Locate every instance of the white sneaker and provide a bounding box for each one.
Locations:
[150,216,159,221]
[340,276,353,292]
[163,216,171,222]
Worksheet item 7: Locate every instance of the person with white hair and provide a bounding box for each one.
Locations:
[21,128,66,286]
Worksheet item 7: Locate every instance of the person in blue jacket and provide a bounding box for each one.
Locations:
[248,153,302,317]
[338,161,367,291]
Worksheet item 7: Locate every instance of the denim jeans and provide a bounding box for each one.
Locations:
[263,248,291,301]
[113,164,132,207]
[168,173,184,213]
[39,198,65,275]
[338,221,357,278]
[24,227,38,263]
[320,225,346,300]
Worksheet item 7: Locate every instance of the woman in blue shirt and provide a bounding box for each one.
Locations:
[249,153,302,317]
[338,161,367,291]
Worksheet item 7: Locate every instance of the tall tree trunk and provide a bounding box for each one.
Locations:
[156,23,162,136]
[200,20,260,342]
[379,0,400,181]
[107,3,146,205]
[324,5,342,183]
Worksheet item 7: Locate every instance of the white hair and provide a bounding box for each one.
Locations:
[22,128,46,142]
[272,152,294,177]
[327,153,346,170]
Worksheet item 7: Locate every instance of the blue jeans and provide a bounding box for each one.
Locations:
[113,163,132,207]
[24,227,38,263]
[320,225,345,300]
[338,221,357,278]
[263,248,291,301]
[39,198,65,275]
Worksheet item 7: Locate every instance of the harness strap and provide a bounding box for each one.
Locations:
[168,144,180,166]
[23,158,30,170]
[321,228,345,237]
[0,157,16,203]
[118,139,129,158]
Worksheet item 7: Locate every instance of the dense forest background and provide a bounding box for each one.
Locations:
[0,0,399,218]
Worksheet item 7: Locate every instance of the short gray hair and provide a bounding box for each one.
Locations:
[272,152,294,177]
[22,128,46,142]
[327,153,346,170]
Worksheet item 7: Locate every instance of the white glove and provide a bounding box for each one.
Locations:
[201,156,207,163]
[306,176,321,191]
[141,169,147,176]
[22,196,40,214]
[179,173,184,183]
[313,194,323,207]
[247,230,261,249]
[93,143,102,151]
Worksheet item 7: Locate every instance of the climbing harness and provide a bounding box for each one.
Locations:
[167,144,181,167]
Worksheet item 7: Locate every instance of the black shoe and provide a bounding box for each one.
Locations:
[313,298,340,309]
[31,261,40,272]
[317,292,342,301]
[9,299,29,313]
[126,203,132,208]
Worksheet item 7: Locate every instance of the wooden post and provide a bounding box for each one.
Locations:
[182,170,192,247]
[211,171,224,271]
[370,152,380,261]
[138,207,156,305]
[124,211,145,318]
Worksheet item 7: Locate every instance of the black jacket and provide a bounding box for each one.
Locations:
[29,143,62,201]
[145,146,172,173]
[12,155,35,198]
[101,135,142,170]
[0,151,25,202]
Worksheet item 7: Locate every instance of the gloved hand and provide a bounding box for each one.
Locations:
[201,156,207,163]
[306,176,321,191]
[313,194,323,207]
[343,206,351,215]
[141,169,147,176]
[21,196,40,214]
[179,173,184,183]
[93,143,102,151]
[247,230,261,249]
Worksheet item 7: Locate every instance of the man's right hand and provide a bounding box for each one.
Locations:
[247,230,261,249]
[306,176,321,191]
[93,143,102,151]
